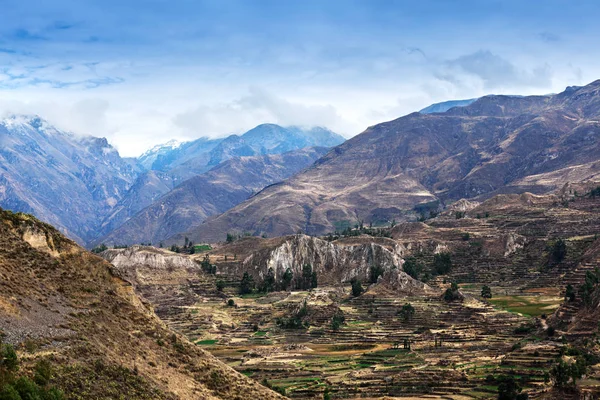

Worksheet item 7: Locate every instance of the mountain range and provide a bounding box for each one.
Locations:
[0,118,344,245]
[171,80,600,244]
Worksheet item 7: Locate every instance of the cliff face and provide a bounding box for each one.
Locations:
[102,245,201,287]
[230,234,428,293]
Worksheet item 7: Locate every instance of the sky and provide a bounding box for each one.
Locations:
[0,0,599,157]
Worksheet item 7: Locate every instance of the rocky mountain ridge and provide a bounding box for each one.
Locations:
[174,80,600,244]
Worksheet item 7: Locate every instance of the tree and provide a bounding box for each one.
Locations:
[226,233,235,243]
[0,385,21,400]
[240,272,255,295]
[399,303,415,322]
[481,285,492,299]
[91,243,108,254]
[565,284,576,302]
[551,239,567,263]
[301,264,314,290]
[311,271,318,289]
[351,277,363,297]
[433,253,452,275]
[369,265,384,284]
[330,312,345,331]
[497,375,528,400]
[443,282,461,302]
[282,268,293,290]
[260,268,275,293]
[227,299,235,307]
[1,343,18,372]
[216,280,225,292]
[402,257,422,280]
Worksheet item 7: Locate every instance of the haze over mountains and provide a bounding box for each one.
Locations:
[0,118,344,245]
[173,80,600,244]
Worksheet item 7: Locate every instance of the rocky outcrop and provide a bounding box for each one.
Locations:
[229,234,428,293]
[102,245,200,287]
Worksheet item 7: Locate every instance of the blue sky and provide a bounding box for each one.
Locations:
[0,0,599,156]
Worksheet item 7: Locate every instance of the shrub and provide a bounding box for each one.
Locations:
[443,282,461,302]
[14,377,41,400]
[565,284,576,302]
[227,299,235,307]
[402,257,422,280]
[350,278,363,297]
[216,280,225,292]
[551,239,567,263]
[481,285,492,299]
[0,385,21,400]
[34,360,52,386]
[369,265,384,284]
[331,312,345,331]
[240,272,255,295]
[398,303,415,322]
[433,253,452,275]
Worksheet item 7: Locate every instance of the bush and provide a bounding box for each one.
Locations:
[1,344,18,371]
[0,385,21,400]
[331,312,345,331]
[443,282,461,302]
[34,360,52,386]
[398,303,415,322]
[497,375,528,400]
[565,284,576,302]
[481,285,492,299]
[402,257,422,280]
[216,280,225,292]
[227,299,235,307]
[433,253,452,275]
[551,239,567,263]
[240,272,255,295]
[350,278,363,297]
[14,377,41,400]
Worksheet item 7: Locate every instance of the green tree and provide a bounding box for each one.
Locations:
[282,268,293,290]
[481,285,492,299]
[551,239,567,263]
[311,271,318,289]
[402,257,422,280]
[216,280,225,292]
[1,344,18,372]
[351,277,363,297]
[260,268,276,293]
[399,303,415,322]
[565,284,576,302]
[301,264,314,290]
[330,312,345,331]
[226,233,235,243]
[433,253,452,275]
[240,272,255,295]
[0,385,21,400]
[497,375,528,400]
[369,265,384,284]
[14,377,41,400]
[443,282,461,302]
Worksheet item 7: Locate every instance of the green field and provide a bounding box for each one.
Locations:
[487,295,562,317]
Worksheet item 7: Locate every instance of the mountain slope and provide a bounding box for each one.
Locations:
[0,208,283,399]
[419,98,477,114]
[147,124,345,181]
[0,115,140,243]
[96,147,330,246]
[174,80,600,243]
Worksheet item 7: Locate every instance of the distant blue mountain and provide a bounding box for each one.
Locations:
[419,98,478,114]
